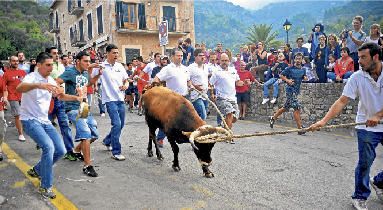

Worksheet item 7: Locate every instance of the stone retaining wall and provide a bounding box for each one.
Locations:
[246,83,358,125]
[209,83,359,126]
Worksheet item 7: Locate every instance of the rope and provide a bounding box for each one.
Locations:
[189,86,233,135]
[194,122,383,144]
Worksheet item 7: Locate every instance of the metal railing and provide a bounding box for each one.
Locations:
[117,15,191,33]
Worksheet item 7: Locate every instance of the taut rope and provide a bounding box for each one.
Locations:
[194,122,383,143]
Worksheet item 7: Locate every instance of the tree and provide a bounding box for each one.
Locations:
[246,24,283,49]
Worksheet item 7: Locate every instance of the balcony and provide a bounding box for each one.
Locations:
[69,0,84,16]
[70,30,86,48]
[116,16,191,36]
[70,6,84,16]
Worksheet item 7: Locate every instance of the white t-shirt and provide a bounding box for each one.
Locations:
[364,36,379,45]
[92,61,129,104]
[207,63,220,76]
[143,61,159,81]
[188,63,209,100]
[209,66,240,101]
[20,72,56,124]
[156,63,190,96]
[342,66,383,132]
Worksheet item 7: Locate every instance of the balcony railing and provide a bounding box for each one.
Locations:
[116,15,191,35]
[49,26,60,33]
[69,0,84,16]
[70,29,86,47]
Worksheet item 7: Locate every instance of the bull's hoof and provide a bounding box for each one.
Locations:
[157,155,164,161]
[148,151,153,157]
[172,165,181,172]
[204,172,215,178]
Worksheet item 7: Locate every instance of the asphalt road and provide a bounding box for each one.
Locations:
[1,108,383,210]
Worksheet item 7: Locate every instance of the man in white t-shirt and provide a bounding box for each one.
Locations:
[18,52,82,199]
[309,43,383,210]
[189,48,209,120]
[153,49,191,96]
[91,44,129,161]
[209,53,243,144]
[141,52,161,82]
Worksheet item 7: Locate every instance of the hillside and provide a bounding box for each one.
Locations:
[194,0,383,51]
[0,1,52,59]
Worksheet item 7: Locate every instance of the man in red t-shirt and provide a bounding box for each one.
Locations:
[0,75,7,160]
[4,56,26,141]
[236,61,261,120]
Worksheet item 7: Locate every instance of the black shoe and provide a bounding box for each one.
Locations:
[298,125,306,135]
[269,116,275,128]
[27,167,40,179]
[83,165,98,177]
[73,152,84,161]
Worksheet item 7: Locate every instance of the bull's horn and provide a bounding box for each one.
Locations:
[187,130,202,150]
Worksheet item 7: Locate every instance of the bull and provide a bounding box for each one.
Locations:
[142,86,230,177]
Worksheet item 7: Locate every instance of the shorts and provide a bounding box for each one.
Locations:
[283,92,301,111]
[216,98,239,119]
[236,92,250,103]
[10,101,21,116]
[66,110,99,142]
[125,86,137,95]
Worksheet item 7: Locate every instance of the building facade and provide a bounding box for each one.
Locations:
[49,0,195,63]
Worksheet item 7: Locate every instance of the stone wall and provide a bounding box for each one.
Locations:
[244,83,359,125]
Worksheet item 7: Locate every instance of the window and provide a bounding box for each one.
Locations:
[87,13,93,40]
[77,0,82,7]
[138,3,146,29]
[97,5,103,34]
[79,19,84,41]
[121,3,137,29]
[62,14,65,24]
[125,48,140,64]
[163,6,176,32]
[68,0,72,12]
[55,11,59,28]
[69,27,74,43]
[49,12,54,31]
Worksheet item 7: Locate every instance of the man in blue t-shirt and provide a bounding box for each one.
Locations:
[56,51,99,177]
[269,53,308,134]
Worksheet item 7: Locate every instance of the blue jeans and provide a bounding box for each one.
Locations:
[156,129,166,140]
[352,129,383,200]
[22,119,66,189]
[103,101,125,155]
[66,110,99,141]
[49,98,74,153]
[327,71,353,81]
[203,99,209,114]
[192,98,207,120]
[263,78,279,98]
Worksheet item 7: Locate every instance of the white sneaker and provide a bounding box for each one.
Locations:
[261,98,270,105]
[270,98,277,104]
[100,113,106,117]
[112,154,126,161]
[351,199,368,210]
[18,135,26,142]
[370,177,383,202]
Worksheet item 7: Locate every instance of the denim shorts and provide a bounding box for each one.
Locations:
[66,110,99,142]
[283,92,301,111]
[236,92,250,103]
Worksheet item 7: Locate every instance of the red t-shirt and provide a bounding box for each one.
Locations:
[4,69,26,101]
[135,65,149,94]
[0,76,6,111]
[236,70,255,93]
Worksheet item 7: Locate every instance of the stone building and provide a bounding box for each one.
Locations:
[49,0,195,63]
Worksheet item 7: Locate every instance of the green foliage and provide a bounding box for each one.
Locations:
[246,24,282,49]
[0,1,53,60]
